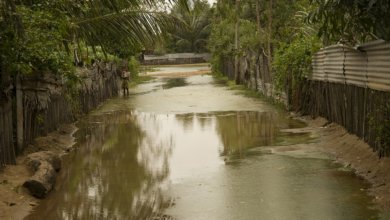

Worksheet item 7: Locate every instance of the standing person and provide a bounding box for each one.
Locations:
[121,68,130,96]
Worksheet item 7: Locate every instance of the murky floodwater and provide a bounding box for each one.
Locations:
[27,65,385,220]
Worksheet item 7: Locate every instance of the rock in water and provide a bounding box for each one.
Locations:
[23,151,61,198]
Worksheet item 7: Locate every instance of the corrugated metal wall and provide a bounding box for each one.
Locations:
[360,40,390,91]
[311,50,325,81]
[307,39,390,156]
[310,40,390,92]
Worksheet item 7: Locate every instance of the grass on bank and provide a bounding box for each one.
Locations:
[212,73,286,111]
[128,75,155,88]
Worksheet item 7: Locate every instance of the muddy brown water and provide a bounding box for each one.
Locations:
[26,66,387,220]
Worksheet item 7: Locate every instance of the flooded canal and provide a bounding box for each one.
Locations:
[26,65,384,219]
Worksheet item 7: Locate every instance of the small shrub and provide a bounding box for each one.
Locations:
[128,56,140,79]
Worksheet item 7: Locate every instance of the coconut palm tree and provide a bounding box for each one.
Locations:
[166,0,211,53]
[0,0,188,166]
[0,0,188,73]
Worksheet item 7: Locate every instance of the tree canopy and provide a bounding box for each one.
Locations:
[308,0,390,45]
[0,0,187,81]
[155,0,212,53]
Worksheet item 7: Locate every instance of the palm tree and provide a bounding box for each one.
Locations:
[167,0,211,53]
[0,0,189,63]
[0,0,188,165]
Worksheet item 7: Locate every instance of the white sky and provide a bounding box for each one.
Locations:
[207,0,216,5]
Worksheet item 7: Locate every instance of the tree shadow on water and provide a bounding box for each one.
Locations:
[26,111,173,220]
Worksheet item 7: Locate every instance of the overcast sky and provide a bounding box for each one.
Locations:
[207,0,216,5]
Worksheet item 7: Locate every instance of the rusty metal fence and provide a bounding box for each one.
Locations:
[310,40,390,92]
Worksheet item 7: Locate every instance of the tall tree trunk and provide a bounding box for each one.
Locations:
[267,0,273,94]
[255,0,262,38]
[255,0,262,91]
[6,0,24,38]
[234,0,240,84]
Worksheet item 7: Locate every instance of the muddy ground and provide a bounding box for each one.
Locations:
[0,124,77,220]
[306,117,390,211]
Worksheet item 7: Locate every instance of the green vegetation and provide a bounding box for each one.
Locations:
[128,57,141,79]
[162,78,188,89]
[126,56,155,87]
[273,36,321,91]
[209,0,389,102]
[213,74,285,110]
[128,75,155,88]
[0,0,188,88]
[155,0,212,54]
[208,1,390,155]
[209,0,320,87]
[369,101,390,156]
[308,0,390,45]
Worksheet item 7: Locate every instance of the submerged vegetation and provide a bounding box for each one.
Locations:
[162,78,188,89]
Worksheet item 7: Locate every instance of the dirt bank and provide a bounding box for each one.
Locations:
[0,124,77,220]
[304,117,390,212]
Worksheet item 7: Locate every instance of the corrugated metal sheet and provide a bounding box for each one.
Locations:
[344,47,367,87]
[324,45,345,84]
[311,49,325,81]
[310,40,390,92]
[360,40,390,92]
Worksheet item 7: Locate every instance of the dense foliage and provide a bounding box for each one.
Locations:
[0,0,187,85]
[2,0,388,90]
[273,36,321,91]
[0,4,72,76]
[158,0,212,53]
[209,0,389,94]
[308,0,390,45]
[209,0,321,88]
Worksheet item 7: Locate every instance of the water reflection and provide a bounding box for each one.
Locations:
[26,111,173,220]
[175,111,308,159]
[26,110,381,220]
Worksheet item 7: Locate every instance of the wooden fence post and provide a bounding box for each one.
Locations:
[16,74,24,154]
